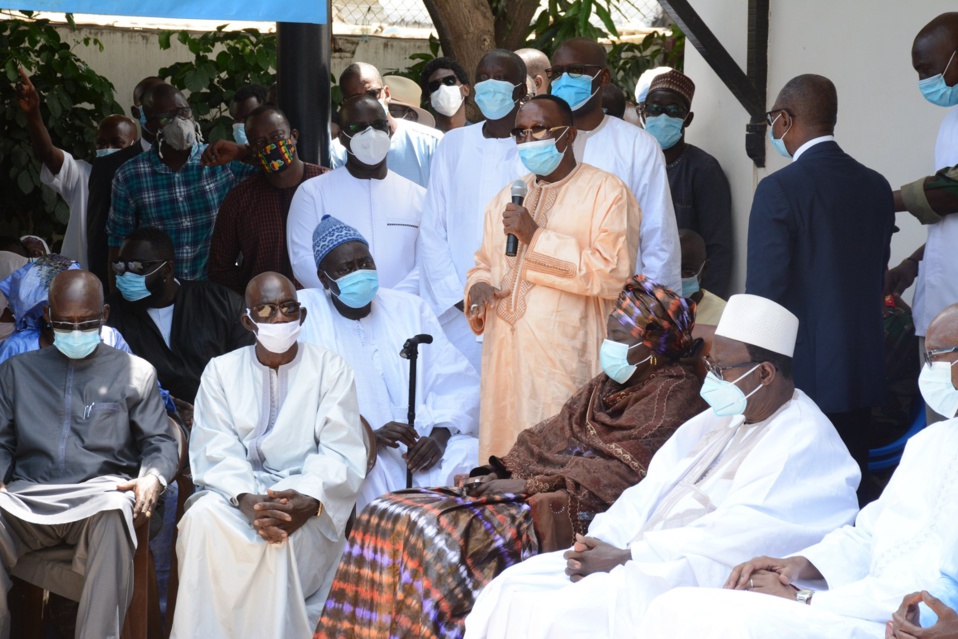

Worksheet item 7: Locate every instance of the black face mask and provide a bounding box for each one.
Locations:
[256,139,297,174]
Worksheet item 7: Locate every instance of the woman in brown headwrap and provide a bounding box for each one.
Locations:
[317,276,707,639]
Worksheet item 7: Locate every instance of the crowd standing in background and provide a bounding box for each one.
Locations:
[0,11,958,639]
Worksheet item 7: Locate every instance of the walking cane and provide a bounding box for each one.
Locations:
[400,333,433,488]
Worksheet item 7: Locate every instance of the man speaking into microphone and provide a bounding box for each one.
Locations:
[466,94,640,459]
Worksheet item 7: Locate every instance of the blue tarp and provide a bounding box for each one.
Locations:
[2,0,327,24]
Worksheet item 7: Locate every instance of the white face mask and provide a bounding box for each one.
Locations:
[346,127,391,166]
[430,84,464,117]
[161,117,199,151]
[918,360,958,419]
[250,316,302,354]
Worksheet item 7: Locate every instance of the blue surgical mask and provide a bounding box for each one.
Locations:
[328,269,380,309]
[918,360,958,418]
[643,114,685,150]
[919,50,958,107]
[600,339,652,384]
[517,129,568,176]
[551,71,600,111]
[681,276,700,298]
[115,262,165,302]
[233,122,249,145]
[53,328,101,359]
[474,79,521,120]
[96,148,121,158]
[768,113,791,159]
[138,110,148,128]
[699,366,762,417]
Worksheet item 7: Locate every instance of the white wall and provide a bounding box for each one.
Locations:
[684,0,951,297]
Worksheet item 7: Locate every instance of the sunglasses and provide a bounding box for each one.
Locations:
[247,301,302,321]
[341,120,390,137]
[426,75,459,94]
[511,125,568,142]
[49,318,102,332]
[642,103,689,119]
[111,260,167,276]
[150,107,193,127]
[544,64,602,81]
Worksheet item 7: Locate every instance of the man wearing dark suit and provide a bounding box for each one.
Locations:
[86,76,164,286]
[746,74,895,504]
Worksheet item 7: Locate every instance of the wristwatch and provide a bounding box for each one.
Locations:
[795,589,814,605]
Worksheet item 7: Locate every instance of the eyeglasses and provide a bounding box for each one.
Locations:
[925,346,958,362]
[544,64,603,81]
[323,258,376,280]
[364,87,384,100]
[764,109,792,126]
[111,260,167,276]
[681,261,706,279]
[49,318,102,332]
[150,107,193,127]
[247,301,302,321]
[703,358,759,381]
[426,75,459,94]
[250,131,291,149]
[511,125,569,142]
[341,120,390,137]
[642,103,689,119]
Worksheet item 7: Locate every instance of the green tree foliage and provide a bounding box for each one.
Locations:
[158,26,276,142]
[0,11,121,237]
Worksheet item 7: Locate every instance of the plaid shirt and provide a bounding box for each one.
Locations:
[107,144,257,280]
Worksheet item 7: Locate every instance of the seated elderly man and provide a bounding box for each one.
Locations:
[299,215,479,510]
[464,294,861,639]
[106,227,253,423]
[0,269,178,639]
[637,302,958,639]
[316,276,706,639]
[170,272,367,638]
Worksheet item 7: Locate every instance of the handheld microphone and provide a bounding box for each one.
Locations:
[506,179,527,257]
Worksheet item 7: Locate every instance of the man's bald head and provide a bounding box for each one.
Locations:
[340,62,385,100]
[133,76,164,108]
[679,229,707,272]
[552,38,608,69]
[516,48,551,93]
[339,94,388,127]
[476,49,528,87]
[913,13,958,81]
[96,115,138,151]
[928,302,958,347]
[48,270,104,317]
[245,272,297,310]
[774,74,837,133]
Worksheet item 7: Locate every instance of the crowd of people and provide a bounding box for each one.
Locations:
[0,9,956,639]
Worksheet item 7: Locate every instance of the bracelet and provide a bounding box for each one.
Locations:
[316,500,324,518]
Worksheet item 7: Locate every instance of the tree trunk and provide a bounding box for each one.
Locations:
[422,0,496,87]
[494,0,542,52]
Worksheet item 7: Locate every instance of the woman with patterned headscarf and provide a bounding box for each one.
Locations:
[317,276,707,639]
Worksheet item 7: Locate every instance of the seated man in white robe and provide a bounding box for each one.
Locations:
[0,269,178,639]
[287,95,423,294]
[299,216,479,511]
[464,294,861,639]
[170,272,367,639]
[638,302,958,639]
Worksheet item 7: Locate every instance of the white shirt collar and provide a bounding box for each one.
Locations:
[140,137,152,152]
[791,135,835,162]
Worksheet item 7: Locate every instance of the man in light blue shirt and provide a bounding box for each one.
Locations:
[330,62,442,188]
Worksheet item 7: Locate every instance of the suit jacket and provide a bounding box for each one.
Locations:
[86,141,144,286]
[105,280,254,404]
[746,140,894,413]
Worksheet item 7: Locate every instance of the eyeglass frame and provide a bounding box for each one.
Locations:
[703,357,760,381]
[764,108,793,127]
[246,301,303,322]
[544,64,603,81]
[341,119,390,137]
[111,260,167,276]
[510,125,569,143]
[150,107,194,128]
[924,346,958,363]
[641,103,690,119]
[426,75,460,94]
[49,317,103,333]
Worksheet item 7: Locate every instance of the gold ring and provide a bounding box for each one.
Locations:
[145,511,152,518]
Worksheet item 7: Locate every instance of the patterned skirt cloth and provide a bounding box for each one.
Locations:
[316,487,539,639]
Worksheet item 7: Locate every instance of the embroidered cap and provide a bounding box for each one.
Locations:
[715,294,799,357]
[312,215,369,269]
[634,66,672,103]
[647,69,696,107]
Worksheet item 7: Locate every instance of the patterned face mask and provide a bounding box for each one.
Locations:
[256,138,297,174]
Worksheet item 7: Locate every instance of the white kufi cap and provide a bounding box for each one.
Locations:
[634,66,673,103]
[715,294,799,357]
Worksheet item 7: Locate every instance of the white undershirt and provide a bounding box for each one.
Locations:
[146,304,174,348]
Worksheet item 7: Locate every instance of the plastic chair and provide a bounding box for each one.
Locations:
[868,400,927,472]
